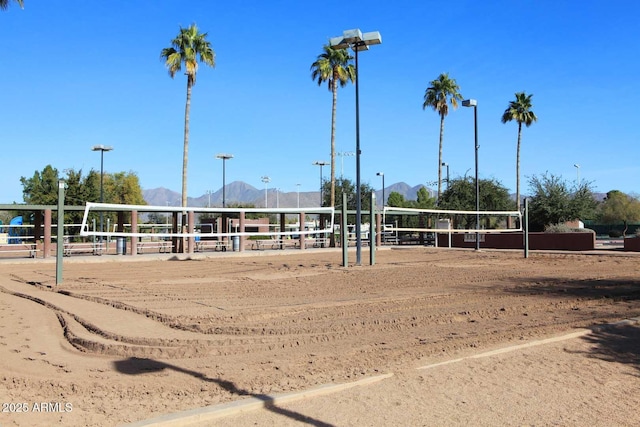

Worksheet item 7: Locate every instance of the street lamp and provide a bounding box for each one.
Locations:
[337,151,356,177]
[91,144,113,242]
[313,161,329,206]
[330,28,382,266]
[376,172,385,207]
[462,99,480,251]
[216,153,234,207]
[261,176,271,208]
[574,164,580,185]
[441,162,450,191]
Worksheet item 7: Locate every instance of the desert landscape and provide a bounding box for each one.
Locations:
[0,247,639,426]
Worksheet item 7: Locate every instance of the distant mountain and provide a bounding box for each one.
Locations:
[143,181,432,208]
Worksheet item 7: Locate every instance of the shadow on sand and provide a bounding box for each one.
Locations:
[581,323,640,372]
[506,276,640,371]
[114,357,335,426]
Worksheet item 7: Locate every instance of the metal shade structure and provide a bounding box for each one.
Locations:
[330,28,382,266]
[216,153,234,207]
[462,99,480,250]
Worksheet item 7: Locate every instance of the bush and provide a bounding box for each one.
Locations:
[608,230,623,238]
[544,223,594,233]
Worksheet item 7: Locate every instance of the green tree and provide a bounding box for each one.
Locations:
[322,177,374,212]
[501,91,538,212]
[311,45,355,210]
[527,172,597,232]
[20,166,146,228]
[415,187,436,209]
[439,177,514,228]
[104,172,146,206]
[386,191,406,208]
[423,73,463,201]
[161,24,215,209]
[597,190,640,237]
[20,165,60,205]
[0,0,23,10]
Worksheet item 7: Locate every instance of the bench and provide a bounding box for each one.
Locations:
[137,241,173,254]
[251,239,275,250]
[63,242,104,257]
[196,240,229,252]
[0,243,38,258]
[251,239,299,250]
[305,237,330,248]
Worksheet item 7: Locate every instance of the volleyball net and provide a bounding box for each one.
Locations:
[381,206,522,234]
[79,202,335,239]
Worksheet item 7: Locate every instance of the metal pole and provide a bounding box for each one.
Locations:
[524,197,529,258]
[382,174,385,207]
[355,45,362,266]
[222,158,226,208]
[446,164,450,190]
[56,180,65,285]
[474,104,480,251]
[342,192,348,267]
[370,192,376,266]
[99,150,104,243]
[319,164,323,206]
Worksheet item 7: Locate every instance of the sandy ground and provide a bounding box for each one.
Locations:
[0,247,639,426]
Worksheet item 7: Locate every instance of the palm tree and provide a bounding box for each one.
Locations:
[310,45,355,209]
[423,73,463,201]
[501,91,537,212]
[161,24,215,209]
[0,0,23,10]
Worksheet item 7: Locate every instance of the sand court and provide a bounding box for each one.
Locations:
[1,248,639,426]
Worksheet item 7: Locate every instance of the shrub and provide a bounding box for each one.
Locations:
[544,223,594,233]
[608,230,623,238]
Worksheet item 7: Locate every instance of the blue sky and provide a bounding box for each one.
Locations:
[2,0,639,204]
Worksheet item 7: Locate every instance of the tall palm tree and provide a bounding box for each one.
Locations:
[310,45,355,209]
[0,0,23,10]
[423,73,463,201]
[161,24,215,209]
[501,91,537,212]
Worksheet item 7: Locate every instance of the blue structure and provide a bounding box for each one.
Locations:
[8,216,23,244]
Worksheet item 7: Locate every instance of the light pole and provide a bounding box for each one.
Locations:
[574,163,580,185]
[91,144,113,242]
[216,153,234,207]
[313,161,329,206]
[376,172,385,207]
[337,151,356,177]
[330,29,382,266]
[441,162,450,191]
[296,183,301,209]
[462,99,480,250]
[261,176,271,208]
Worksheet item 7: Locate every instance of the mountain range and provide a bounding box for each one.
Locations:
[143,181,431,208]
